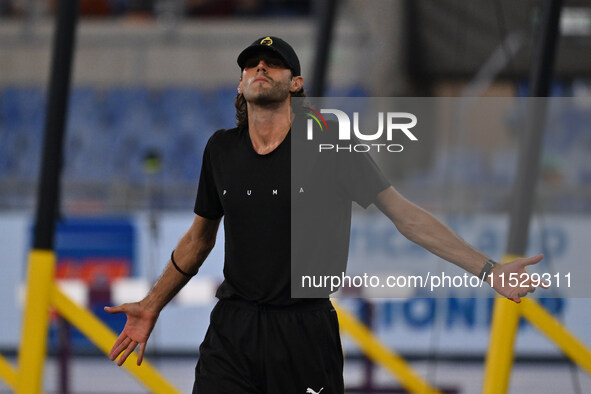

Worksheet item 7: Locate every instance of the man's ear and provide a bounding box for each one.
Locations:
[290,76,304,93]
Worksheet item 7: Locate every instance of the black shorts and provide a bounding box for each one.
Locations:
[193,298,344,394]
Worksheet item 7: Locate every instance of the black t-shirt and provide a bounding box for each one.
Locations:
[194,125,389,305]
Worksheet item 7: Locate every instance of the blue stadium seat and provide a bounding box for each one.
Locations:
[0,86,46,129]
[208,86,239,130]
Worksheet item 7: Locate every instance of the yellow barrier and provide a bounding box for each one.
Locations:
[17,250,54,393]
[333,301,442,394]
[9,249,180,394]
[520,298,591,374]
[483,255,591,393]
[8,249,590,393]
[0,354,17,391]
[51,285,181,393]
[482,298,520,394]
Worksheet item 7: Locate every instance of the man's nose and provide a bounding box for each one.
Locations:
[256,60,268,72]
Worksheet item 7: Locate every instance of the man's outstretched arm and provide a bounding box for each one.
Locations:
[105,214,221,366]
[375,186,545,302]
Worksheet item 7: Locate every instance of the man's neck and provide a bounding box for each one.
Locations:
[247,99,292,155]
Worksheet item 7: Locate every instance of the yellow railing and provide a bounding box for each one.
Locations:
[4,250,589,394]
[483,255,591,393]
[333,301,442,394]
[4,249,181,394]
[0,355,17,391]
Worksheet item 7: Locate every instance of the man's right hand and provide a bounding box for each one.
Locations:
[104,302,159,366]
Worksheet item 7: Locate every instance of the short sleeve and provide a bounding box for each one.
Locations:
[337,149,390,209]
[194,139,224,219]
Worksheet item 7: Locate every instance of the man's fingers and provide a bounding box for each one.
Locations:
[115,337,132,355]
[529,276,549,290]
[137,342,147,366]
[519,254,544,267]
[523,278,539,293]
[104,304,126,314]
[117,341,138,367]
[111,331,126,351]
[110,332,128,359]
[111,337,131,361]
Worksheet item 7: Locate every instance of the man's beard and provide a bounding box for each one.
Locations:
[245,78,291,106]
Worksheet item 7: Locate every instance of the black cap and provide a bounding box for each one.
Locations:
[237,36,301,76]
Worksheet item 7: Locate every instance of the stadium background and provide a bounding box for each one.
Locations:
[1,0,591,392]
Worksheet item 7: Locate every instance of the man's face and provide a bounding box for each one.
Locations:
[238,51,295,105]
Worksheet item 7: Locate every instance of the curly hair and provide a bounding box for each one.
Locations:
[234,86,306,130]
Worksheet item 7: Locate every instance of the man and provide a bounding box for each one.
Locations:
[106,36,544,393]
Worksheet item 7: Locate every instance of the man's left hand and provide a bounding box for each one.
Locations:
[486,254,548,303]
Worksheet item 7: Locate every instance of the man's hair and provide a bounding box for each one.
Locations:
[234,85,307,130]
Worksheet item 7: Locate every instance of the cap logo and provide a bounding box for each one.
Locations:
[260,37,273,46]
